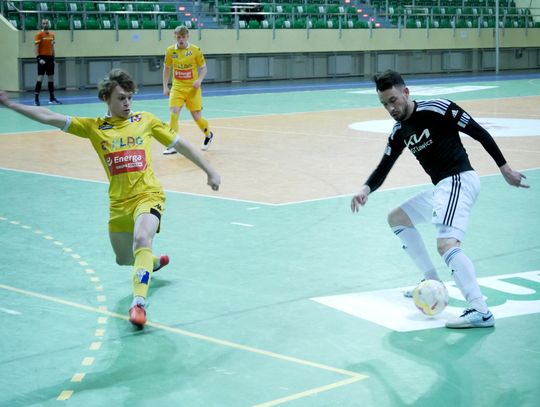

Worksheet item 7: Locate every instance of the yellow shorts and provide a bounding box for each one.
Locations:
[108,191,166,233]
[169,86,203,111]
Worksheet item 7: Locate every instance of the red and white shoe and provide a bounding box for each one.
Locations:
[153,254,169,272]
[129,304,147,327]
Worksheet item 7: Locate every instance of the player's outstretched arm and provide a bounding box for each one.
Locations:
[500,163,529,188]
[351,185,371,213]
[173,137,221,191]
[0,90,66,129]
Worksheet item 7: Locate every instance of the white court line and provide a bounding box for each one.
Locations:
[1,166,539,207]
[0,307,21,315]
[231,222,254,227]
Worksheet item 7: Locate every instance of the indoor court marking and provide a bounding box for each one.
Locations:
[1,74,539,406]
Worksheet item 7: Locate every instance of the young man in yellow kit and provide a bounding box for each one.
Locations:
[0,69,221,327]
[162,25,214,154]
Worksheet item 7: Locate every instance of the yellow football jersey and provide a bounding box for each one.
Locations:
[64,112,176,201]
[164,43,206,88]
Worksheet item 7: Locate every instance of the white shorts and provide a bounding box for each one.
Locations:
[400,171,480,241]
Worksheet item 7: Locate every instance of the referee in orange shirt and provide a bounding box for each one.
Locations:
[34,19,61,105]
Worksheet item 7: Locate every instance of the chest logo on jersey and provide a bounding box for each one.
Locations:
[129,114,142,122]
[405,128,433,154]
[104,149,147,175]
[100,136,143,152]
[185,50,193,56]
[174,68,193,80]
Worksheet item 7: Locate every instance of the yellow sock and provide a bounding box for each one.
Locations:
[152,255,159,271]
[169,112,179,132]
[195,117,210,136]
[132,247,154,298]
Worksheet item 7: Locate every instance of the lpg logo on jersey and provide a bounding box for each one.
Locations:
[129,114,142,122]
[185,50,193,56]
[100,136,143,151]
[105,149,147,175]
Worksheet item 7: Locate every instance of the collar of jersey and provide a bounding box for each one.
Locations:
[175,42,190,50]
[104,111,133,122]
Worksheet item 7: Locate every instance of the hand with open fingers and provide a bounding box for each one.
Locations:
[351,193,367,213]
[351,185,371,213]
[501,164,529,188]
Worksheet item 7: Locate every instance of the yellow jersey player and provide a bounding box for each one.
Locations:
[162,25,214,154]
[0,69,221,328]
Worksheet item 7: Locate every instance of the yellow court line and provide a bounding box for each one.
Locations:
[253,376,366,407]
[0,283,367,379]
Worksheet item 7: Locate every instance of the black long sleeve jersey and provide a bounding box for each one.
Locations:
[365,99,507,192]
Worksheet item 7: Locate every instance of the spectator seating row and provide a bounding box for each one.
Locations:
[4,0,195,30]
[3,0,537,30]
[217,2,377,28]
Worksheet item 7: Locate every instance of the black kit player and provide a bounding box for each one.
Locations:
[350,70,528,328]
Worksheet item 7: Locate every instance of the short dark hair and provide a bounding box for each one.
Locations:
[97,69,137,101]
[372,70,406,92]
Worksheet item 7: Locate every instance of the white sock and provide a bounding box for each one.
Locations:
[131,296,145,308]
[442,247,488,313]
[392,226,440,281]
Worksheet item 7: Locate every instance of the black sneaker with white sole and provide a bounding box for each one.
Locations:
[201,132,214,151]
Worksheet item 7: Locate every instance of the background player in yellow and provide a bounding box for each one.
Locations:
[162,25,214,154]
[0,69,221,327]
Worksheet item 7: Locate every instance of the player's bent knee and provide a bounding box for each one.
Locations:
[437,238,459,256]
[133,235,152,251]
[387,207,412,227]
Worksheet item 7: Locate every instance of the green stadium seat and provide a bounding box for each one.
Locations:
[117,18,129,30]
[86,16,100,29]
[109,3,123,12]
[163,4,177,13]
[293,18,307,29]
[23,16,39,29]
[22,2,36,11]
[248,19,260,29]
[51,2,67,12]
[142,19,158,29]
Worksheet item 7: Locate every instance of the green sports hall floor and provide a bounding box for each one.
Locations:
[0,73,539,406]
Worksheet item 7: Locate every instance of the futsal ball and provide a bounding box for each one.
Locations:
[412,279,449,316]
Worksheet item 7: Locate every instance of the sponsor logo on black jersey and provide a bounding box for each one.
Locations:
[406,128,433,154]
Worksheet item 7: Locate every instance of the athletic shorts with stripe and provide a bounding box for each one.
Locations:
[400,170,480,241]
